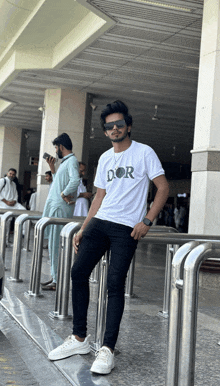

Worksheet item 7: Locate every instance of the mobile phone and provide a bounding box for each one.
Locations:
[43,152,52,160]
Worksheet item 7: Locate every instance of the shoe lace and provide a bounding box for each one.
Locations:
[62,334,90,348]
[62,335,77,347]
[95,347,111,363]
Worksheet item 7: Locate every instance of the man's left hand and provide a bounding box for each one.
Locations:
[61,193,75,205]
[131,222,150,240]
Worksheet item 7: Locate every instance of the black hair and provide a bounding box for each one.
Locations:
[45,170,52,176]
[100,100,132,137]
[79,162,86,167]
[8,168,17,174]
[52,133,72,150]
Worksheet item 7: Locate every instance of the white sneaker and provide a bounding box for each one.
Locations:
[90,346,115,374]
[48,335,90,361]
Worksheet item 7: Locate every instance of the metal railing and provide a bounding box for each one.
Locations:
[125,225,178,299]
[27,217,78,296]
[0,210,42,263]
[49,222,82,319]
[166,241,219,386]
[0,211,13,263]
[90,250,110,352]
[8,213,41,282]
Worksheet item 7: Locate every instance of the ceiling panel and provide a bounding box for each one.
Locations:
[0,0,204,166]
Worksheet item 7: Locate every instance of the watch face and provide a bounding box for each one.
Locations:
[143,218,152,226]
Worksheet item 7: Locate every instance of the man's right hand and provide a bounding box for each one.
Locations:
[2,199,14,206]
[72,230,83,254]
[46,156,56,174]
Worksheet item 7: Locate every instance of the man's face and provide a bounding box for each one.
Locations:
[104,113,131,143]
[79,165,86,178]
[45,174,52,183]
[79,164,86,178]
[55,145,63,159]
[7,170,16,181]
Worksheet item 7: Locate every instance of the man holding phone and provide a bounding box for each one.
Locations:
[41,133,80,291]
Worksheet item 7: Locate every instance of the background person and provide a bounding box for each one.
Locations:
[0,168,26,240]
[73,162,93,217]
[0,168,25,210]
[41,133,80,291]
[45,170,53,190]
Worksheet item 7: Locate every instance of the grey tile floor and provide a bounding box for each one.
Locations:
[1,230,220,386]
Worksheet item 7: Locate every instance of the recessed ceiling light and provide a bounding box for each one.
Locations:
[134,0,192,12]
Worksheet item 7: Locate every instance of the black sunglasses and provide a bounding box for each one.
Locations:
[104,119,126,131]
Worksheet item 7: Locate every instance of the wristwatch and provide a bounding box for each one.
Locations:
[143,218,153,227]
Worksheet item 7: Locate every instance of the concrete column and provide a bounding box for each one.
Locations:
[36,89,92,212]
[189,0,220,235]
[0,126,22,177]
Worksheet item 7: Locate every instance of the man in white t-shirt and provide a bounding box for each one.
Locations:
[48,100,169,374]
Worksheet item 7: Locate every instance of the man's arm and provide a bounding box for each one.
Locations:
[0,178,5,201]
[131,175,169,241]
[62,159,80,197]
[73,187,106,253]
[78,192,93,199]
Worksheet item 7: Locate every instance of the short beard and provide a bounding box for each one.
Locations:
[57,146,63,159]
[110,131,128,143]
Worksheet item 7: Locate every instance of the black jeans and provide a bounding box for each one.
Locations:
[71,218,138,350]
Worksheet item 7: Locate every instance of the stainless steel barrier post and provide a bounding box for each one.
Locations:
[90,261,101,283]
[178,243,212,386]
[0,211,13,263]
[27,217,76,297]
[23,220,31,251]
[124,227,179,299]
[90,250,110,353]
[166,241,199,386]
[49,222,81,319]
[27,218,45,296]
[158,244,179,318]
[8,214,42,282]
[125,253,136,297]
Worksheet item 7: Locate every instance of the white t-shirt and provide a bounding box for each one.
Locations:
[94,140,164,228]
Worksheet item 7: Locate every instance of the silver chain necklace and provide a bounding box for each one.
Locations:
[113,151,125,170]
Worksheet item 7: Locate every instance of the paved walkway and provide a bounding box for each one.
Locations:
[1,230,220,385]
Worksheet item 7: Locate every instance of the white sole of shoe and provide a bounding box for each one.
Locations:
[48,346,91,361]
[90,363,115,374]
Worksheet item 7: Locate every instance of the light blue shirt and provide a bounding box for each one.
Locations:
[43,153,80,217]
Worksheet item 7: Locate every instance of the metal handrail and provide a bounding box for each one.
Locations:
[8,214,41,282]
[158,244,179,318]
[0,211,13,263]
[27,217,77,296]
[0,208,42,216]
[126,226,179,300]
[142,232,220,246]
[178,243,213,386]
[90,250,110,352]
[125,253,136,297]
[49,222,82,319]
[89,260,101,283]
[166,241,199,386]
